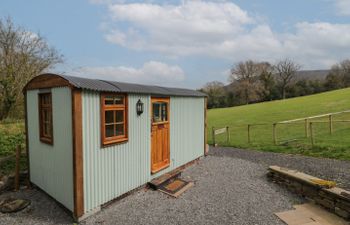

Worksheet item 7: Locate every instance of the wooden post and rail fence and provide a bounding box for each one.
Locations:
[211,110,350,147]
[212,126,230,146]
[0,145,27,191]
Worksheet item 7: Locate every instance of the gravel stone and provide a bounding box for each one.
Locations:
[210,147,350,189]
[1,147,348,225]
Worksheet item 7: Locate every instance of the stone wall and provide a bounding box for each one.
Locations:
[268,166,350,220]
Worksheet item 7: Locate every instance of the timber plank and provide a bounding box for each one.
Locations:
[148,169,182,190]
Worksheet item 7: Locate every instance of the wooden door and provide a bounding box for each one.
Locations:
[151,97,170,174]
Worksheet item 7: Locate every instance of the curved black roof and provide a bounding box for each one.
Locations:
[58,74,206,97]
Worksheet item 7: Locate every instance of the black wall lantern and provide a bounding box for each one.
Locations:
[136,99,144,116]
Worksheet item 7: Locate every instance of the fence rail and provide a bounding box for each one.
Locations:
[278,110,350,124]
[212,127,230,146]
[211,109,350,147]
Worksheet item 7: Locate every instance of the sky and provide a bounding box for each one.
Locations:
[1,0,350,88]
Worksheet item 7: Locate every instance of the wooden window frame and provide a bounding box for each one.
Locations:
[100,93,128,146]
[151,97,170,125]
[38,92,53,145]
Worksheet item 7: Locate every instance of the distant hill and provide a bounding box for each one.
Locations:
[224,69,330,91]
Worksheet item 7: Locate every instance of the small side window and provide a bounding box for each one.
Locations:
[39,93,53,144]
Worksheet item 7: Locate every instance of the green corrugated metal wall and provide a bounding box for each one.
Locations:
[82,91,151,213]
[82,91,205,213]
[27,87,74,211]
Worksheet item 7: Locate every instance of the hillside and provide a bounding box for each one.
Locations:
[208,87,350,160]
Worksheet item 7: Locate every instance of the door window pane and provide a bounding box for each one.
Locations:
[153,103,161,122]
[153,102,168,122]
[161,103,167,121]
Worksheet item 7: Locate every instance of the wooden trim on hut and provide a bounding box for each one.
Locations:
[100,93,129,147]
[204,97,208,156]
[72,89,84,218]
[23,73,73,91]
[24,92,31,185]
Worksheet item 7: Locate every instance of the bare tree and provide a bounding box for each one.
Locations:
[229,60,262,104]
[0,17,62,120]
[258,62,275,101]
[200,81,226,108]
[274,59,301,99]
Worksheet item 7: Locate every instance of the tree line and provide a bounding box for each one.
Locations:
[1,17,350,119]
[200,59,350,109]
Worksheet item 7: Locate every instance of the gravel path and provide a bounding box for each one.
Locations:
[210,147,350,190]
[82,155,303,225]
[1,147,348,225]
[0,189,73,224]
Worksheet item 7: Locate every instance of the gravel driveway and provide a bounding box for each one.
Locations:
[1,147,349,225]
[210,147,350,190]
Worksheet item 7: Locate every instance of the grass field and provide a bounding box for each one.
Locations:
[208,88,350,160]
[0,121,25,175]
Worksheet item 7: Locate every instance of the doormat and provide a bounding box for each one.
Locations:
[158,178,193,198]
[275,203,348,225]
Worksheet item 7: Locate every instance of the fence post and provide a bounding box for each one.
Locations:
[212,127,216,146]
[310,122,314,147]
[329,115,333,135]
[273,123,277,145]
[247,124,251,143]
[305,119,309,137]
[15,145,21,191]
[226,126,230,144]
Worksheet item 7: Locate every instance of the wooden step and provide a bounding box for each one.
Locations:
[148,168,182,190]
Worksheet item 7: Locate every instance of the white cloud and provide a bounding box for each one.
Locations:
[106,1,254,56]
[73,61,185,86]
[98,1,350,69]
[335,0,350,16]
[281,22,350,67]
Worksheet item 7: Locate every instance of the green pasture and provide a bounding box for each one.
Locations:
[208,88,350,160]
